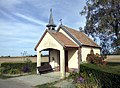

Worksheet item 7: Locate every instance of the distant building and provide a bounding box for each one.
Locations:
[34,9,101,78]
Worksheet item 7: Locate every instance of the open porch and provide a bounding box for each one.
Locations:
[35,28,79,78]
[37,48,67,78]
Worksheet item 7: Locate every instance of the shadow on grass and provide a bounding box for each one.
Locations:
[0,74,20,79]
[0,73,31,79]
[35,81,60,88]
[0,73,36,79]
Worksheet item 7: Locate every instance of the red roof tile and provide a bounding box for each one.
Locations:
[48,30,78,48]
[35,25,100,51]
[62,25,100,48]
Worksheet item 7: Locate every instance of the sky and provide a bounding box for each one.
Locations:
[0,0,86,56]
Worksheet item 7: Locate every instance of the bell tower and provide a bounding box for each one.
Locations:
[46,9,56,30]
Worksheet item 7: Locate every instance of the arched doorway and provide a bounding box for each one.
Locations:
[41,48,60,71]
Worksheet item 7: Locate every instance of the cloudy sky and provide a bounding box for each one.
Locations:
[0,0,86,56]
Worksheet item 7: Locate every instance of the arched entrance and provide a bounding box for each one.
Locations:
[37,47,66,78]
[38,48,60,71]
[48,48,60,71]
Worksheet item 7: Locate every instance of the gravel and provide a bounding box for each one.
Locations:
[7,72,61,87]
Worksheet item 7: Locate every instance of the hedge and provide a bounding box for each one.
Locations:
[107,62,120,66]
[1,62,49,74]
[80,64,120,88]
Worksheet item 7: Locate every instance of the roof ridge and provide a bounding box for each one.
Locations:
[62,25,80,32]
[80,32,99,46]
[60,25,100,48]
[47,30,78,48]
[60,25,82,46]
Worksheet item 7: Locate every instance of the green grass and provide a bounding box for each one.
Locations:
[107,62,120,66]
[81,63,120,75]
[36,84,58,88]
[0,73,29,79]
[80,63,120,88]
[0,74,16,79]
[104,63,120,74]
[36,81,59,88]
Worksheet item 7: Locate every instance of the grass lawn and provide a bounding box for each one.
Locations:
[36,81,59,88]
[81,63,120,74]
[0,74,17,79]
[106,62,120,74]
[80,63,120,88]
[0,72,33,79]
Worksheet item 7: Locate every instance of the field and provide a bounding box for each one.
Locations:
[104,55,120,62]
[0,56,49,63]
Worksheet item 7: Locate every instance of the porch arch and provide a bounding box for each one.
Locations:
[37,47,65,78]
[36,31,67,78]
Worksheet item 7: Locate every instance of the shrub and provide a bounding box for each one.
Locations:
[9,69,20,74]
[68,70,79,81]
[1,62,37,74]
[107,62,120,66]
[1,63,24,70]
[86,49,106,65]
[0,67,4,74]
[1,67,10,74]
[68,69,98,88]
[1,62,49,74]
[22,65,30,73]
[80,63,120,88]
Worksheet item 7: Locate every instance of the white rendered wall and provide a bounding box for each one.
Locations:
[36,31,65,78]
[81,46,100,62]
[68,49,78,69]
[37,32,63,51]
[50,50,60,67]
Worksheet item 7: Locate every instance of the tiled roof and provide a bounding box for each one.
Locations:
[61,25,100,48]
[35,25,100,51]
[48,30,78,48]
[34,29,78,50]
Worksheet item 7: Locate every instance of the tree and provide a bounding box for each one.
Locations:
[80,0,120,54]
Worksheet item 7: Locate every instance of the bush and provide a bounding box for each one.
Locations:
[86,49,106,65]
[0,67,4,74]
[1,62,49,74]
[9,69,20,74]
[68,71,79,81]
[1,62,37,74]
[107,62,120,66]
[22,65,31,73]
[1,67,10,74]
[68,69,98,87]
[80,63,120,88]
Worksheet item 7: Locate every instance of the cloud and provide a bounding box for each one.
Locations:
[0,19,45,56]
[0,19,45,51]
[14,13,47,25]
[0,0,22,9]
[0,0,87,56]
[0,9,18,21]
[0,19,44,37]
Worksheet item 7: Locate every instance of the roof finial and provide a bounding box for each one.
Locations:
[59,19,62,25]
[49,8,53,24]
[50,8,52,13]
[46,8,56,30]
